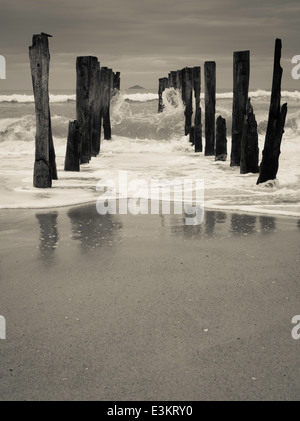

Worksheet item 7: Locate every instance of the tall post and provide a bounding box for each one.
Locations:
[101,67,112,140]
[231,51,250,166]
[76,56,98,163]
[193,66,202,152]
[183,67,193,135]
[257,39,287,184]
[90,60,101,157]
[204,61,216,156]
[158,77,168,113]
[29,33,57,188]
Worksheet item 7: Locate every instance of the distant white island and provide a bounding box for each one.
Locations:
[128,85,145,90]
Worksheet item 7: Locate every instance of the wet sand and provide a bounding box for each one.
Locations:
[0,204,299,400]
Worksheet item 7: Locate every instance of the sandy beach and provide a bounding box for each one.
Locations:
[0,204,299,400]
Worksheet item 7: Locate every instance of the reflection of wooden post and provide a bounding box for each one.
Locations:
[193,66,202,152]
[240,99,259,173]
[29,33,57,187]
[64,121,81,172]
[257,39,287,184]
[183,67,193,135]
[204,61,216,156]
[215,116,227,161]
[231,51,250,166]
[101,67,112,140]
[158,77,168,113]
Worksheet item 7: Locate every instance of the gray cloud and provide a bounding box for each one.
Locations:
[0,0,299,89]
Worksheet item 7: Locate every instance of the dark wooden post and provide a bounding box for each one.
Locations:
[29,33,57,188]
[231,51,250,166]
[240,99,259,173]
[257,39,288,184]
[183,67,193,135]
[158,77,168,113]
[101,67,112,140]
[189,126,195,145]
[215,115,227,161]
[193,66,202,152]
[64,120,81,171]
[76,56,98,163]
[169,71,177,89]
[204,61,216,156]
[113,71,120,92]
[176,70,183,93]
[90,60,101,156]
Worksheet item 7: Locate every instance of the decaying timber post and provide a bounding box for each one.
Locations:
[193,66,202,152]
[101,67,112,140]
[158,77,168,113]
[183,67,193,135]
[231,50,250,166]
[29,33,57,188]
[64,120,81,172]
[176,70,182,93]
[76,56,98,163]
[257,39,287,184]
[113,71,121,93]
[204,61,216,156]
[215,116,227,161]
[240,99,259,174]
[91,60,101,157]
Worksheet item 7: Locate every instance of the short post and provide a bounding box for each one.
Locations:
[230,50,250,166]
[215,116,227,161]
[113,71,121,92]
[64,120,81,172]
[257,39,288,184]
[29,33,57,188]
[240,99,259,174]
[158,77,168,113]
[193,66,202,152]
[189,126,195,145]
[204,61,216,156]
[176,70,183,93]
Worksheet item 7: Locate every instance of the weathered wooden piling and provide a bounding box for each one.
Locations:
[29,33,57,188]
[183,67,193,135]
[215,115,227,161]
[176,70,183,93]
[257,39,287,184]
[158,77,168,113]
[240,99,259,173]
[76,56,98,163]
[189,126,195,145]
[231,51,250,166]
[90,61,102,157]
[193,66,202,152]
[101,67,112,140]
[113,71,121,92]
[168,71,177,89]
[204,61,216,156]
[64,120,81,171]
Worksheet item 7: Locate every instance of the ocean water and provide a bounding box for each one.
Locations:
[0,87,300,216]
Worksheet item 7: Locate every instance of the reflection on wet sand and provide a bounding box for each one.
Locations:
[230,214,256,235]
[68,205,123,251]
[35,212,59,263]
[260,216,277,234]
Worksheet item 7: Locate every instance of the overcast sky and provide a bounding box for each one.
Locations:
[0,0,299,91]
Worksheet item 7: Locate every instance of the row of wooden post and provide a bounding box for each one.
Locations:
[29,33,120,187]
[65,59,120,171]
[158,38,287,184]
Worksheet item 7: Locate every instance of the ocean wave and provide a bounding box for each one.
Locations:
[123,93,158,102]
[0,94,76,103]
